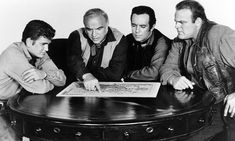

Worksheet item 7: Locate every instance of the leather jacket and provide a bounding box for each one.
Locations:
[192,22,235,102]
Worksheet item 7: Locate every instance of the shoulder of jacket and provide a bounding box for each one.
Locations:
[4,42,22,55]
[209,24,232,35]
[1,42,25,62]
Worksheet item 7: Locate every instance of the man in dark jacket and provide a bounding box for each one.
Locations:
[67,8,127,92]
[124,6,171,82]
[160,0,235,140]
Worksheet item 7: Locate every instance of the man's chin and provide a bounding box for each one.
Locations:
[37,54,44,58]
[134,38,143,42]
[178,35,185,39]
[91,38,101,44]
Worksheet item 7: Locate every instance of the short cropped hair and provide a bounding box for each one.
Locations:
[176,0,208,23]
[83,8,109,25]
[130,6,156,29]
[22,20,55,43]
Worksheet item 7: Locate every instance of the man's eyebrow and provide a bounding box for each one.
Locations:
[97,26,104,29]
[131,23,147,26]
[85,27,91,30]
[85,26,104,30]
[139,24,147,26]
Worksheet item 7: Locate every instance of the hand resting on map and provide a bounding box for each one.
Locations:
[82,73,101,92]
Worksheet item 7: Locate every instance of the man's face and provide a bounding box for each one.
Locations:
[84,15,108,44]
[174,9,198,39]
[27,36,51,58]
[131,13,153,42]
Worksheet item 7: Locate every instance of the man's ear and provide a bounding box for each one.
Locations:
[150,24,156,31]
[25,38,33,47]
[195,17,202,27]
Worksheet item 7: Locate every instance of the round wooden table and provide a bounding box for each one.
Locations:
[8,85,215,141]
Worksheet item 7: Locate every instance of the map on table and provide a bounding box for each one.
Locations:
[56,82,161,98]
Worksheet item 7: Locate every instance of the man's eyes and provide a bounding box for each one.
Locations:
[131,25,147,28]
[131,24,136,27]
[41,43,48,46]
[177,21,187,24]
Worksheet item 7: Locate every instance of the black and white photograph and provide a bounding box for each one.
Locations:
[1,0,235,140]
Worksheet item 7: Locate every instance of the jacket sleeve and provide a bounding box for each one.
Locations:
[93,36,128,81]
[160,40,183,85]
[67,31,87,80]
[128,37,170,81]
[38,53,66,86]
[5,49,54,94]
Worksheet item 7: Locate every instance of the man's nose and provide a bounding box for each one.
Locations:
[44,45,49,51]
[135,26,140,33]
[175,22,181,29]
[92,30,97,37]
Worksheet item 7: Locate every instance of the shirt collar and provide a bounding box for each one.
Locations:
[20,42,38,64]
[195,21,216,43]
[21,42,33,61]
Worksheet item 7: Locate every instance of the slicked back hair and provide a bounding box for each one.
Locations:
[22,20,55,43]
[130,6,156,29]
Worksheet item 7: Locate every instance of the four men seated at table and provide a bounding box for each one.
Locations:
[1,0,235,140]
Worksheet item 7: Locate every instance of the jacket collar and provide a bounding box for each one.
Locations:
[20,42,38,64]
[20,42,33,61]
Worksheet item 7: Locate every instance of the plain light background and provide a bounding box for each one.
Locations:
[0,0,235,54]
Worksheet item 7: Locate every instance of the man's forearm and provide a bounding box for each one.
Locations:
[45,69,66,86]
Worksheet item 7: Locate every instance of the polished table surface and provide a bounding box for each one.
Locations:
[8,84,215,141]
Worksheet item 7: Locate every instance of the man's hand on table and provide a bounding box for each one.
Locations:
[82,73,101,93]
[170,76,195,90]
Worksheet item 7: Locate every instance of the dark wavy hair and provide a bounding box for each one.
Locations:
[130,6,156,29]
[176,0,208,23]
[22,20,55,43]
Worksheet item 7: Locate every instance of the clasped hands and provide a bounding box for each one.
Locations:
[22,68,47,83]
[82,73,101,93]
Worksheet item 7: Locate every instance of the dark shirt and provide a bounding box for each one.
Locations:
[125,29,171,81]
[85,29,113,77]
